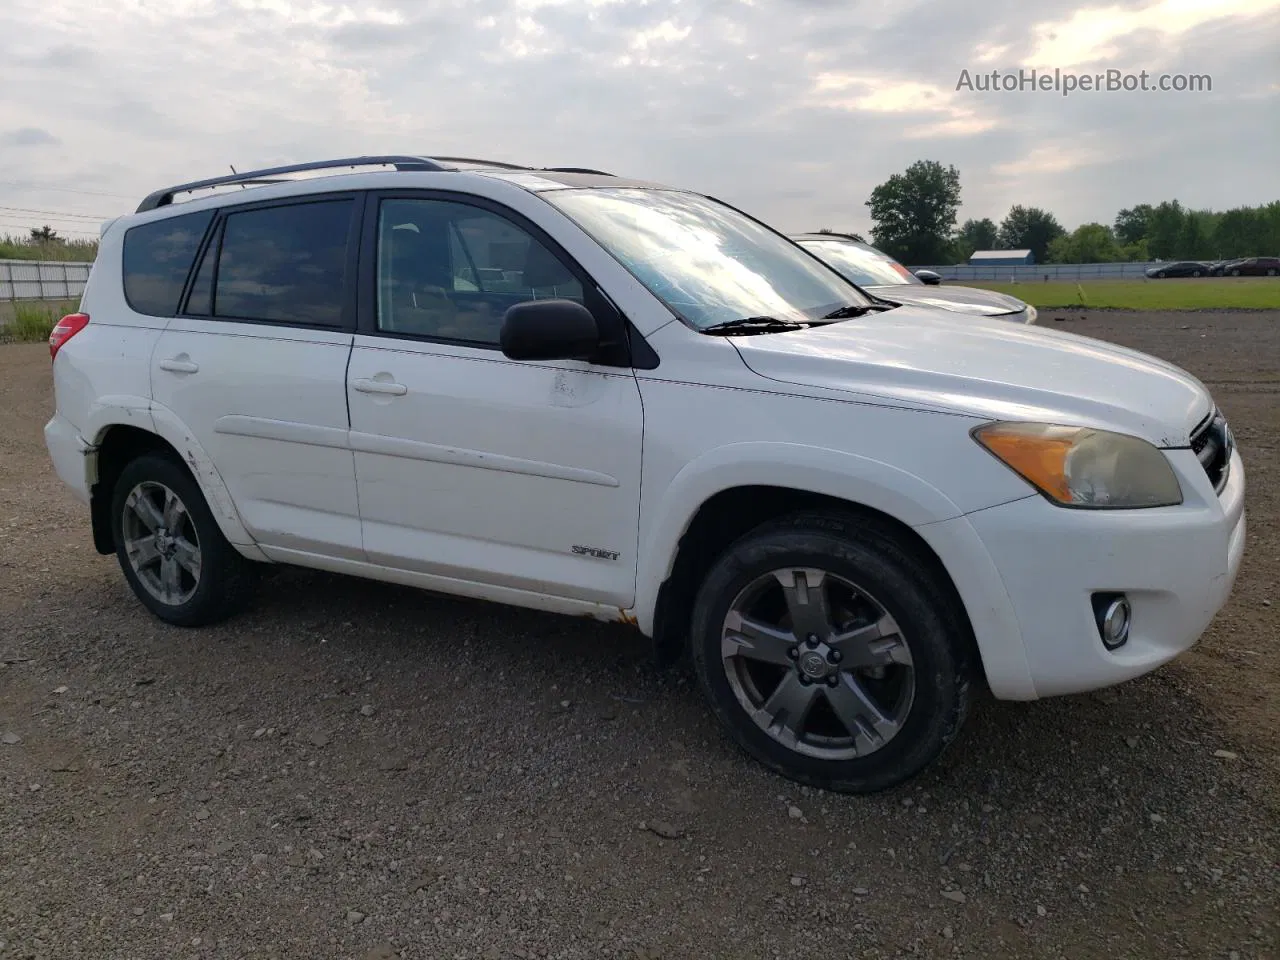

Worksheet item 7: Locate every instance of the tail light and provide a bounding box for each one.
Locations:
[49,313,90,361]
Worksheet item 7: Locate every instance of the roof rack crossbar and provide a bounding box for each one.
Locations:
[135,155,450,213]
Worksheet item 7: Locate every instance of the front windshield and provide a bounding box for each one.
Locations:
[796,239,921,287]
[544,188,871,329]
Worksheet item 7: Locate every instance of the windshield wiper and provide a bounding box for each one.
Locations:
[702,316,809,335]
[702,304,896,335]
[819,302,897,320]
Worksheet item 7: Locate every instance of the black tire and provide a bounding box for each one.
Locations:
[1192,271,1201,277]
[1230,269,1240,276]
[689,512,975,794]
[110,453,257,626]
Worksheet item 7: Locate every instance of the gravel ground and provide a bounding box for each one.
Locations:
[1,311,1277,960]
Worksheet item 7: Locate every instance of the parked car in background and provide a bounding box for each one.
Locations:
[791,233,1037,324]
[1223,257,1280,277]
[1208,258,1244,277]
[1146,261,1211,278]
[44,155,1244,795]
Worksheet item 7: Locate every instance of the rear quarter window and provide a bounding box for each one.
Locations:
[122,211,214,316]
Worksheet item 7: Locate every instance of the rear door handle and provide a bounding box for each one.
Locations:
[351,378,408,396]
[159,357,199,374]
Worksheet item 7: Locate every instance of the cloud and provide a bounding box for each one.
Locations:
[1024,0,1280,69]
[992,144,1106,177]
[0,127,60,147]
[809,73,1001,139]
[0,0,1274,238]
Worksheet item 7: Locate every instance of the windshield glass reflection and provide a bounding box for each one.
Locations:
[546,189,870,329]
[796,239,921,287]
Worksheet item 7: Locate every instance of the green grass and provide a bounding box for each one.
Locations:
[967,277,1280,310]
[0,300,78,342]
[0,235,98,262]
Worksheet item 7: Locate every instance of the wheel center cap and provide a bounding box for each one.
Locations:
[798,651,831,680]
[155,528,175,556]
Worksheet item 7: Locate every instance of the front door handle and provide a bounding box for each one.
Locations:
[159,357,199,374]
[351,377,408,396]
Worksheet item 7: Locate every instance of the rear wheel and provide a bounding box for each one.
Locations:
[1231,269,1241,276]
[111,454,257,626]
[1192,270,1202,277]
[689,513,975,794]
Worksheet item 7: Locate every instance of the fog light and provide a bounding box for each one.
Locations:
[1093,593,1131,650]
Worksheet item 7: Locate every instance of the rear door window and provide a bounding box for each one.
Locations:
[187,199,355,327]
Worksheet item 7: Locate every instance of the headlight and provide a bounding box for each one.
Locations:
[973,422,1183,508]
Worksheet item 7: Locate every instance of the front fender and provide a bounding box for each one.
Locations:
[632,442,964,633]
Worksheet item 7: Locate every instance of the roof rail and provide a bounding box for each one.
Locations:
[428,159,614,176]
[541,166,614,176]
[135,155,620,214]
[429,156,529,171]
[135,155,450,213]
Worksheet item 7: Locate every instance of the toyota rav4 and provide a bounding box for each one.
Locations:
[44,156,1246,794]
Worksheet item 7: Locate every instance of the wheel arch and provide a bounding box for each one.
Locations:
[88,406,265,560]
[634,443,976,669]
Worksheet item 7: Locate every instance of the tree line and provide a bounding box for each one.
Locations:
[0,226,100,263]
[853,160,1280,266]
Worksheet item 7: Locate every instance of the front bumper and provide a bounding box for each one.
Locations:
[921,447,1245,699]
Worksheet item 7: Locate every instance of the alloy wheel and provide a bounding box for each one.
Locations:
[720,567,915,761]
[120,481,202,606]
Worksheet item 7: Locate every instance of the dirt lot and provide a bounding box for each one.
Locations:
[1,311,1277,960]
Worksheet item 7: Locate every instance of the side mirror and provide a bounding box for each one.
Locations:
[500,299,600,362]
[914,269,942,285]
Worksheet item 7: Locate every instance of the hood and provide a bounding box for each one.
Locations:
[732,305,1213,447]
[863,283,1028,317]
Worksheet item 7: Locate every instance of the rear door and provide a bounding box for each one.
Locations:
[149,195,363,561]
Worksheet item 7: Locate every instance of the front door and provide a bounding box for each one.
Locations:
[346,194,644,607]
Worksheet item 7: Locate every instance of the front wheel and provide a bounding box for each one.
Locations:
[111,454,257,626]
[1192,271,1202,277]
[689,513,976,794]
[1230,269,1241,276]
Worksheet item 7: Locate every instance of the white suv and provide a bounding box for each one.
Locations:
[45,156,1246,793]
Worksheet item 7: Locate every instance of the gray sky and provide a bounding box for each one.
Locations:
[1,0,1276,242]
